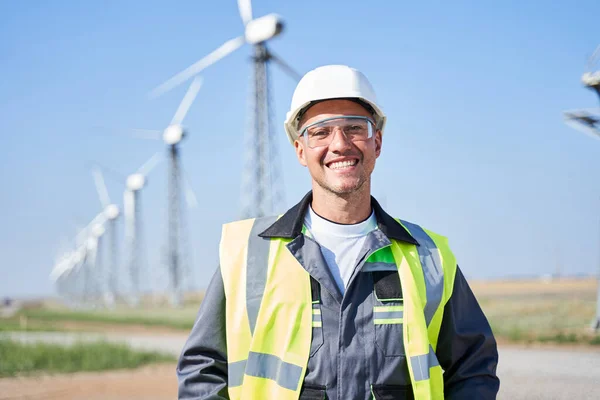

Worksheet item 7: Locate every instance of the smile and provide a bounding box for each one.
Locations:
[327,159,358,170]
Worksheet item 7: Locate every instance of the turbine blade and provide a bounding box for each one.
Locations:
[54,260,74,281]
[55,266,71,282]
[137,152,163,176]
[565,118,600,140]
[171,76,203,126]
[75,212,106,246]
[50,268,62,282]
[586,45,600,72]
[92,167,111,208]
[86,161,127,184]
[563,108,600,140]
[50,255,71,281]
[270,51,302,82]
[238,0,253,25]
[149,36,245,98]
[185,181,198,209]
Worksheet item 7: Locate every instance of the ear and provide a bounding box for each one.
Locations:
[374,130,382,158]
[294,138,308,167]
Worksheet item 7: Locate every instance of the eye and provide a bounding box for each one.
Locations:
[310,129,329,137]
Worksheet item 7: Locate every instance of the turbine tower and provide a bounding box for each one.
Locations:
[124,152,162,305]
[150,0,300,218]
[160,78,203,307]
[85,223,106,305]
[239,38,281,217]
[137,76,202,306]
[91,168,120,306]
[562,45,600,331]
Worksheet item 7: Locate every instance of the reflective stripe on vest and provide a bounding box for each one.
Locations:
[220,217,456,400]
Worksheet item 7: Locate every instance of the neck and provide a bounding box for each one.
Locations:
[311,182,372,224]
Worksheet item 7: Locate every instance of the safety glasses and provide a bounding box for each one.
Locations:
[299,115,375,148]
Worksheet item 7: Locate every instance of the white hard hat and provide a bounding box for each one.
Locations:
[284,65,386,145]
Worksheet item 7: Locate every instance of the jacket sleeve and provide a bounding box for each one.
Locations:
[177,267,229,400]
[436,266,500,399]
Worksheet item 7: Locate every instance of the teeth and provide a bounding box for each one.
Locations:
[329,160,357,169]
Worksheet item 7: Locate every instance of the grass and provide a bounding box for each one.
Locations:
[537,332,579,344]
[3,279,599,347]
[1,297,205,332]
[0,316,62,332]
[0,339,175,377]
[18,307,197,331]
[472,277,600,346]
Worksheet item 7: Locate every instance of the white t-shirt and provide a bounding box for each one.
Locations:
[304,206,378,295]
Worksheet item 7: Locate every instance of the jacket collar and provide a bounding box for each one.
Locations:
[259,191,418,245]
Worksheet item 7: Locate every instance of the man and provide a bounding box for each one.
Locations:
[178,65,499,399]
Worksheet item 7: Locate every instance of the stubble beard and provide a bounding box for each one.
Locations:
[316,171,369,199]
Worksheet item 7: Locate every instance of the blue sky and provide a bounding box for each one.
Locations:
[1,1,599,297]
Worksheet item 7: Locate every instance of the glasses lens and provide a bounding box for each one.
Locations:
[303,116,373,148]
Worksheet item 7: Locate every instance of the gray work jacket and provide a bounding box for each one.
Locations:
[177,192,500,400]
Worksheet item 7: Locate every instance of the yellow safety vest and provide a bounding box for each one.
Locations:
[219,216,457,400]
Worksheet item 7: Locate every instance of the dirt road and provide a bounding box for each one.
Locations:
[0,363,176,400]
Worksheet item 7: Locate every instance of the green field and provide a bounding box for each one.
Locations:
[16,306,198,330]
[2,279,599,346]
[471,278,600,345]
[1,298,203,332]
[0,339,175,377]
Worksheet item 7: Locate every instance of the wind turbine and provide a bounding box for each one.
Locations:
[91,168,120,305]
[50,212,106,306]
[124,152,162,305]
[564,46,600,140]
[135,76,202,307]
[150,0,300,218]
[563,44,600,331]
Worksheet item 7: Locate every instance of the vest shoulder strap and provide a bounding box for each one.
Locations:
[398,220,457,325]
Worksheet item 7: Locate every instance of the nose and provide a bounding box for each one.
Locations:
[328,127,352,152]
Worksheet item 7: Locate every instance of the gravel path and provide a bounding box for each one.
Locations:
[497,346,600,399]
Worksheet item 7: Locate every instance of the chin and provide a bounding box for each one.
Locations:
[324,179,364,195]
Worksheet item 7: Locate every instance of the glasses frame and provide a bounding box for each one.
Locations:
[299,115,376,148]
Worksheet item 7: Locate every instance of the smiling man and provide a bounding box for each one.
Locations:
[178,65,500,400]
